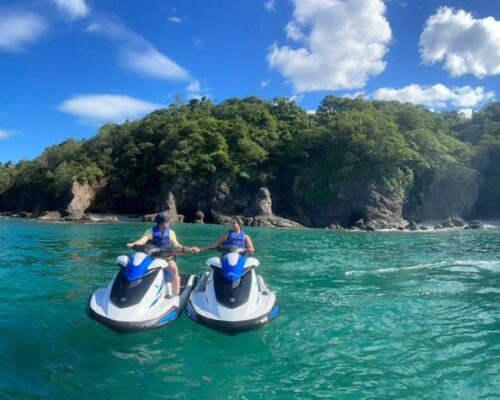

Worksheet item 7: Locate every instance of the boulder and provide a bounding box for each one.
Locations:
[418,225,428,230]
[328,223,343,230]
[212,214,237,225]
[248,215,303,229]
[434,224,443,230]
[83,214,119,223]
[405,221,419,231]
[141,211,184,224]
[451,216,465,227]
[194,211,205,224]
[10,211,33,218]
[37,211,62,221]
[441,218,455,228]
[354,219,366,229]
[465,220,484,230]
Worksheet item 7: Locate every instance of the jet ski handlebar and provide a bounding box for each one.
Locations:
[217,245,247,254]
[132,244,182,257]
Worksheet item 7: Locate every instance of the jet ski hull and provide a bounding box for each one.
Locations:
[87,273,196,334]
[185,298,280,334]
[186,267,281,334]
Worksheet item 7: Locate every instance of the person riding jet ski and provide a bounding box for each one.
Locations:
[127,212,200,296]
[204,217,255,254]
[187,217,280,333]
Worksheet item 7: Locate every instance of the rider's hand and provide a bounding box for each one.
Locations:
[126,243,134,249]
[191,246,201,253]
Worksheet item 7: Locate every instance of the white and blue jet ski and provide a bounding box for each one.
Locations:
[185,246,280,333]
[87,244,196,334]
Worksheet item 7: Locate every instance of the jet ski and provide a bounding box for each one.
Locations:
[87,244,196,334]
[185,246,280,333]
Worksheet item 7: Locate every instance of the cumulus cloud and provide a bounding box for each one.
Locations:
[420,7,500,78]
[267,0,392,92]
[372,84,495,109]
[0,129,12,139]
[264,0,276,12]
[52,0,90,20]
[87,19,190,81]
[59,94,163,123]
[0,10,48,52]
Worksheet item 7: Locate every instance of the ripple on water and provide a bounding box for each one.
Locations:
[0,220,500,399]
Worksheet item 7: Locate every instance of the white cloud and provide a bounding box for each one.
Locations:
[87,20,190,81]
[267,0,392,92]
[59,94,163,123]
[264,0,276,12]
[289,93,304,103]
[187,80,201,93]
[52,0,89,20]
[186,80,209,100]
[420,7,500,78]
[168,16,182,24]
[0,129,12,139]
[260,79,271,88]
[458,108,473,119]
[372,84,495,109]
[0,11,48,53]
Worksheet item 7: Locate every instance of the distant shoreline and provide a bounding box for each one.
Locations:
[2,212,499,232]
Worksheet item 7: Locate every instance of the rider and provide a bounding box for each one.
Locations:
[126,212,200,296]
[205,217,255,254]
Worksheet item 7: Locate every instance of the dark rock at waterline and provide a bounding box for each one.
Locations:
[327,223,343,230]
[434,224,443,230]
[82,214,119,223]
[37,211,62,221]
[10,211,33,218]
[141,211,184,223]
[194,211,205,224]
[405,221,419,231]
[419,225,429,230]
[465,220,484,230]
[441,218,455,228]
[451,216,465,227]
[354,219,366,229]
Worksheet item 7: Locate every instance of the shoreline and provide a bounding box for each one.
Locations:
[1,212,499,232]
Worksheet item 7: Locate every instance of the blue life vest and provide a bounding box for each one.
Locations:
[223,230,246,248]
[151,226,172,250]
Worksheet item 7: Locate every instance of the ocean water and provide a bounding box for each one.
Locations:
[0,220,499,399]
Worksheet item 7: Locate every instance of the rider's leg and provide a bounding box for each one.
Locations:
[168,260,180,295]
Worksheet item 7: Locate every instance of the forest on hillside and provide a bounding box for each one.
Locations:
[1,96,500,227]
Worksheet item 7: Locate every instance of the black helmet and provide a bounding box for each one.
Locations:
[154,212,171,225]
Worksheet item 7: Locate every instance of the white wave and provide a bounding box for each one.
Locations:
[345,259,500,276]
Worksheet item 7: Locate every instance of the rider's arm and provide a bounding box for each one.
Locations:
[245,235,255,255]
[201,233,228,252]
[126,229,152,248]
[170,230,199,253]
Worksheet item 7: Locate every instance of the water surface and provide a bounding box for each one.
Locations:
[0,220,499,399]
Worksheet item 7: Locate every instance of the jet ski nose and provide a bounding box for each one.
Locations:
[226,252,240,266]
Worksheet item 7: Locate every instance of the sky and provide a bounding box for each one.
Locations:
[0,0,499,162]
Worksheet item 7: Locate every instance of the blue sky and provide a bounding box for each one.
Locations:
[1,0,499,162]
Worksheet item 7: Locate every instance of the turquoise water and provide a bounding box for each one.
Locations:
[0,220,499,399]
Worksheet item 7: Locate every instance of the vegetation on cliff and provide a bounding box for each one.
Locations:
[1,96,499,226]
